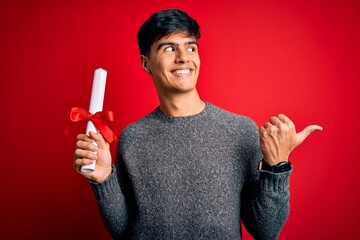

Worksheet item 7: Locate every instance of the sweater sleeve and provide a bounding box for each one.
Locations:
[241,170,291,239]
[89,166,130,239]
[240,119,291,240]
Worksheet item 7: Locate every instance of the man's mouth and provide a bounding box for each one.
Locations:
[173,69,191,75]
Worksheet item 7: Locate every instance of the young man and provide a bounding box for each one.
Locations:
[74,9,322,240]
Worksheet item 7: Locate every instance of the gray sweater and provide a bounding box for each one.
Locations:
[90,103,291,240]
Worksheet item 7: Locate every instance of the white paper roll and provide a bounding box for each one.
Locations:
[80,68,107,173]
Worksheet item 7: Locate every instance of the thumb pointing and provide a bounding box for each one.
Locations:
[297,125,323,144]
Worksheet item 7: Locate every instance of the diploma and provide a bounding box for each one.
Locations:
[80,68,107,173]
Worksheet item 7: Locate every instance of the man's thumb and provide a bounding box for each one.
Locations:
[89,131,107,148]
[297,125,323,143]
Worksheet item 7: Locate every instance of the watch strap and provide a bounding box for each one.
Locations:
[259,160,292,173]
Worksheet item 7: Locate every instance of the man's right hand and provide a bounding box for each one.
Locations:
[73,131,112,183]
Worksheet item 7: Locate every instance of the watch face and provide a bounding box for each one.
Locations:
[275,162,292,173]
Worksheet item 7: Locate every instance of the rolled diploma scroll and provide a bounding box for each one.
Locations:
[80,68,107,173]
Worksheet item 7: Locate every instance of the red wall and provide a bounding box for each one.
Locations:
[1,0,359,239]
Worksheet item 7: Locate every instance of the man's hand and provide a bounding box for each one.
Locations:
[73,131,112,183]
[260,114,323,166]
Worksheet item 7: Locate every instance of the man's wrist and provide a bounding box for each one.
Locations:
[90,166,113,183]
[259,159,292,173]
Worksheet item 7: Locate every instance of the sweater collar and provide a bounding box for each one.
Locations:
[153,102,210,123]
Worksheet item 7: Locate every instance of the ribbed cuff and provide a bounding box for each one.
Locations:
[88,167,121,201]
[259,169,292,193]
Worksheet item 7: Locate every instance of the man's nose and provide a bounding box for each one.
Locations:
[175,49,189,63]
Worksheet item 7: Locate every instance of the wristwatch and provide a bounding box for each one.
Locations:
[259,159,292,173]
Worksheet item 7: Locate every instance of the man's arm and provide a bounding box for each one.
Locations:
[89,167,130,239]
[74,132,130,238]
[241,165,291,239]
[241,114,322,239]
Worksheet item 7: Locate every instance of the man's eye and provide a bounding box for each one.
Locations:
[187,47,197,52]
[164,46,175,52]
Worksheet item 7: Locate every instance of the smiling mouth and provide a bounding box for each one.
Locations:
[173,69,191,75]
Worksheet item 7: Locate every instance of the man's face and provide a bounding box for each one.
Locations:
[141,31,200,97]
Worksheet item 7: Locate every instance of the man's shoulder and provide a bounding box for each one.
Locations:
[207,103,258,132]
[205,103,259,148]
[119,108,160,142]
[120,107,160,146]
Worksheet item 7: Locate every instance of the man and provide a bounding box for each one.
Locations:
[74,9,322,240]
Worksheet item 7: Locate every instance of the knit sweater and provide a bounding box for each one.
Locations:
[90,102,291,240]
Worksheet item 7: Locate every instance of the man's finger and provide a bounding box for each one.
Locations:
[277,114,295,126]
[269,116,283,126]
[297,125,323,143]
[262,122,273,129]
[89,131,108,149]
[77,133,93,142]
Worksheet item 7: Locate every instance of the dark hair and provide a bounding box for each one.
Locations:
[137,9,200,56]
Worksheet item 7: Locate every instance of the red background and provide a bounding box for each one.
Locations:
[1,0,359,239]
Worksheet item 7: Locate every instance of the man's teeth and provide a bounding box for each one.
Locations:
[175,69,190,74]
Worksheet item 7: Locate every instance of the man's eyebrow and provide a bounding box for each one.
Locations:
[156,42,175,51]
[156,41,198,51]
[187,41,198,46]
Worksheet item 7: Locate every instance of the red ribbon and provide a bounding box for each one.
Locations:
[69,107,117,143]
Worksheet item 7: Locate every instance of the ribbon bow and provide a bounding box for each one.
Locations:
[69,107,117,143]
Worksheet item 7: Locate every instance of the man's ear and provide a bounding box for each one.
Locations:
[140,55,152,74]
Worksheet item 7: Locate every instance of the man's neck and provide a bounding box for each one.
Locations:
[158,89,205,117]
